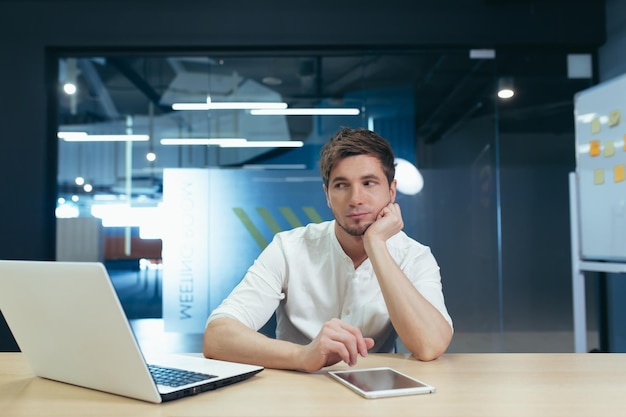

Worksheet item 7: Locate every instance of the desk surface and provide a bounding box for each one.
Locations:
[1,352,625,417]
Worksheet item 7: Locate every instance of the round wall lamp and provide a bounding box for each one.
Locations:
[394,158,424,196]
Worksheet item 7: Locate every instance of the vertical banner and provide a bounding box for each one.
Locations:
[206,169,331,311]
[161,169,210,333]
[161,167,332,334]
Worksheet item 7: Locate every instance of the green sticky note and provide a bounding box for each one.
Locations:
[594,169,604,185]
[605,140,615,157]
[591,118,601,134]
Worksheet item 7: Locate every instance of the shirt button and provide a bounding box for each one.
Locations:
[343,309,350,316]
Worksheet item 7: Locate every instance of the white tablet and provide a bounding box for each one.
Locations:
[328,367,436,399]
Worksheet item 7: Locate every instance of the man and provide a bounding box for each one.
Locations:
[204,127,453,372]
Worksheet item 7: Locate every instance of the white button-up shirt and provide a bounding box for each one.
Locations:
[207,220,452,353]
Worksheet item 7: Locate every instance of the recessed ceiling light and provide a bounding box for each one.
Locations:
[63,83,77,95]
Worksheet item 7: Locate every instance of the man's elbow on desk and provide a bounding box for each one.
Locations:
[411,347,447,362]
[202,322,218,359]
[404,328,454,361]
[203,317,237,360]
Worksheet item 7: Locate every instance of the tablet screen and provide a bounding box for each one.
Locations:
[329,367,435,398]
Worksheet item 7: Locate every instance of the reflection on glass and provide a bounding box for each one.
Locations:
[55,49,590,353]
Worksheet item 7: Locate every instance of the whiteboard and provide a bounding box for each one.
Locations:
[574,73,626,262]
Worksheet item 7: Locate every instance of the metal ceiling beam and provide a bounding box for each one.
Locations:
[107,57,171,113]
[77,59,120,120]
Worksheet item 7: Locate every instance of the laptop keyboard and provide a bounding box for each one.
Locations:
[148,364,218,387]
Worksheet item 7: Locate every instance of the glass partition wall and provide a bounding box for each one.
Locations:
[54,49,594,353]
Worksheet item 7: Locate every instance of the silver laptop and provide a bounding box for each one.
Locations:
[0,260,263,403]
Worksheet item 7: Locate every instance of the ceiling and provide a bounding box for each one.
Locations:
[58,49,594,140]
[55,48,596,199]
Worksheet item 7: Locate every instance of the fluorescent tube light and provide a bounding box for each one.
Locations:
[58,132,149,142]
[160,138,302,148]
[219,140,304,148]
[57,132,88,140]
[243,164,307,170]
[160,138,248,146]
[88,135,149,142]
[171,102,288,110]
[250,108,360,116]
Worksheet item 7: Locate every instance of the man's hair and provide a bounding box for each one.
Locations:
[319,127,396,187]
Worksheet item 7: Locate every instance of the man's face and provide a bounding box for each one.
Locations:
[324,155,396,237]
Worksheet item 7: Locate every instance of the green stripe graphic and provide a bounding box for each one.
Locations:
[232,207,269,249]
[279,207,302,228]
[302,206,324,224]
[234,206,327,249]
[256,208,283,234]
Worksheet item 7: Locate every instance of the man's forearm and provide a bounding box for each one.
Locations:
[365,240,453,361]
[203,317,304,370]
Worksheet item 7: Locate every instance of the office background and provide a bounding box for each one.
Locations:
[1,0,625,353]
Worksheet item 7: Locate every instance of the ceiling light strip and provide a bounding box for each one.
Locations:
[171,102,288,110]
[58,132,149,142]
[219,141,303,148]
[250,108,360,116]
[160,138,248,146]
[160,138,303,148]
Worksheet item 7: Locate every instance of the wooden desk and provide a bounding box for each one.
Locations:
[1,352,625,416]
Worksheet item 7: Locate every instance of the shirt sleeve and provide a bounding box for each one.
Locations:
[206,235,287,330]
[403,244,454,330]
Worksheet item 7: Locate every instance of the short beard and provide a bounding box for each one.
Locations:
[336,219,372,237]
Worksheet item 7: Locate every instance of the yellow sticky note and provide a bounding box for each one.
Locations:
[591,118,601,134]
[608,110,621,127]
[605,140,615,157]
[594,169,604,185]
[615,165,625,183]
[589,140,601,156]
